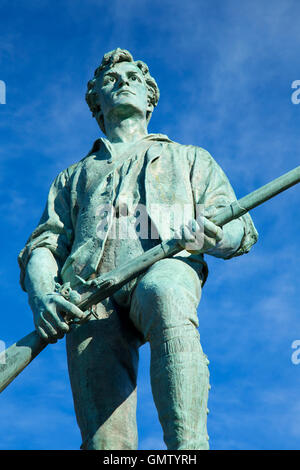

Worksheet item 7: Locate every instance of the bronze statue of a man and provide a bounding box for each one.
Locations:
[18,48,258,450]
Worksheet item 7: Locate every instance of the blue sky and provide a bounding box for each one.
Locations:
[0,0,300,450]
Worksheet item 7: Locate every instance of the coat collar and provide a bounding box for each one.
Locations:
[88,133,173,154]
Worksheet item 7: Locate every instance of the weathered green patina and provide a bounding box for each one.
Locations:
[17,49,260,450]
[2,164,299,398]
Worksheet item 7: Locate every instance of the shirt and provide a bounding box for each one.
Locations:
[18,134,258,291]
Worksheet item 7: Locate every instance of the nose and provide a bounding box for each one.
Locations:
[118,76,129,88]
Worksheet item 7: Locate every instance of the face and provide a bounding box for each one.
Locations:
[97,61,150,120]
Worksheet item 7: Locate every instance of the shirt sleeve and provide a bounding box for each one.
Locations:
[190,147,259,258]
[18,169,74,291]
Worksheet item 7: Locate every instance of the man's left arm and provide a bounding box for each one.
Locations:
[201,207,245,259]
[185,147,258,259]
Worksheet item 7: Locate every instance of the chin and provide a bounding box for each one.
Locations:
[114,94,138,105]
[112,101,145,117]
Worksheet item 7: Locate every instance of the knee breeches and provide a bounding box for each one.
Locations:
[66,258,210,450]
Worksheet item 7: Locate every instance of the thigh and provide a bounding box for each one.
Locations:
[129,258,202,343]
[66,297,141,450]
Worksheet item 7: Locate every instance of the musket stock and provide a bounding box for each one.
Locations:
[0,331,47,393]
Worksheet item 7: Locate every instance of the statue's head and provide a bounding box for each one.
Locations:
[86,48,160,134]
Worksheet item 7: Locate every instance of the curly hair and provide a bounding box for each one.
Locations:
[86,48,160,134]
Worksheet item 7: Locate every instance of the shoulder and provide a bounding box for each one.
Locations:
[52,161,80,189]
[163,139,215,168]
[53,142,98,187]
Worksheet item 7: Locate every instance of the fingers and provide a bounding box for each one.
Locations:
[54,296,85,320]
[36,308,70,343]
[180,223,197,243]
[203,206,218,220]
[36,318,58,344]
[34,293,84,343]
[175,219,203,251]
[197,216,223,242]
[36,325,52,342]
[45,310,70,336]
[175,216,223,253]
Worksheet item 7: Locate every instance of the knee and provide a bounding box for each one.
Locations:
[137,258,200,302]
[130,260,201,340]
[134,275,172,308]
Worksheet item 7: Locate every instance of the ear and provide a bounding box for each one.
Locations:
[93,104,102,118]
[94,108,106,134]
[147,99,154,115]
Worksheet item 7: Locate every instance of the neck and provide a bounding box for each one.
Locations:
[102,114,148,144]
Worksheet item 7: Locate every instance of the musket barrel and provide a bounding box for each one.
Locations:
[212,166,300,227]
[77,238,180,311]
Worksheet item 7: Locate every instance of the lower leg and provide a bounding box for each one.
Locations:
[130,258,210,450]
[66,298,140,450]
[150,328,210,450]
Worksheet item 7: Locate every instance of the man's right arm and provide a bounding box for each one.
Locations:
[24,247,85,343]
[20,166,84,343]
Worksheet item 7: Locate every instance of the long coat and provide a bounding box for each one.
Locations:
[18,134,258,291]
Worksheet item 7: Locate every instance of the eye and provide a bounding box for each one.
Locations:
[103,76,116,86]
[130,74,141,82]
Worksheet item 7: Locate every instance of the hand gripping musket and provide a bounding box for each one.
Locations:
[0,166,299,393]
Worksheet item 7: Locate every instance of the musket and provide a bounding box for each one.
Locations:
[0,165,299,394]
